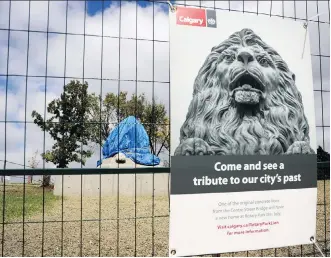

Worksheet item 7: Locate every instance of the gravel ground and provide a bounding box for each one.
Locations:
[0,181,329,257]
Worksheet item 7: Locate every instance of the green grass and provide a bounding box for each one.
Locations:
[0,184,60,222]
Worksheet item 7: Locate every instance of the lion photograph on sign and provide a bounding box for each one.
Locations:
[174,28,315,157]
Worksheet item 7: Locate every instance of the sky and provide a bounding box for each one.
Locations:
[86,0,170,15]
[0,0,329,170]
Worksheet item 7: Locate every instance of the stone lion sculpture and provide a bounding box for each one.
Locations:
[174,28,315,156]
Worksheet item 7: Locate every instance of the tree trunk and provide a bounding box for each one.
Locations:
[40,175,51,187]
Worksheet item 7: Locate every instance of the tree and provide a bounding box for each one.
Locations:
[317,146,330,180]
[28,150,40,169]
[32,80,94,168]
[28,150,40,184]
[317,146,330,162]
[141,100,169,155]
[89,92,170,155]
[155,116,170,156]
[88,92,146,146]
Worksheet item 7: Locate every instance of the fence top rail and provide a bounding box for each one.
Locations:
[0,162,329,176]
[0,167,170,175]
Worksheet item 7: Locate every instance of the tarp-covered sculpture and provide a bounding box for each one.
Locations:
[97,116,160,167]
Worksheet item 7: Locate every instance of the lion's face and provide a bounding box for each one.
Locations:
[216,44,279,106]
[177,28,312,155]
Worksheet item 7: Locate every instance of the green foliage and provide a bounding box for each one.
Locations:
[141,101,169,155]
[89,91,170,155]
[32,80,94,168]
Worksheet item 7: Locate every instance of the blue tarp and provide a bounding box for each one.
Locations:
[97,116,160,167]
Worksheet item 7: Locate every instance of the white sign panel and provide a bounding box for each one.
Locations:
[169,6,317,257]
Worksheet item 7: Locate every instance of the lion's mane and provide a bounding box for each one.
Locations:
[178,28,312,155]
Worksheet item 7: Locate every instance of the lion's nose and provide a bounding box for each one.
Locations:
[237,51,254,66]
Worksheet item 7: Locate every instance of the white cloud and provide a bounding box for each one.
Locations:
[0,1,329,171]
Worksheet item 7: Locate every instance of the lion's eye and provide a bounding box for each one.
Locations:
[245,39,254,45]
[224,54,234,62]
[259,57,269,66]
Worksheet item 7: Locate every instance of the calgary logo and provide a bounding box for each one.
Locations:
[176,7,217,28]
[179,16,204,25]
[176,7,206,27]
[207,18,216,25]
